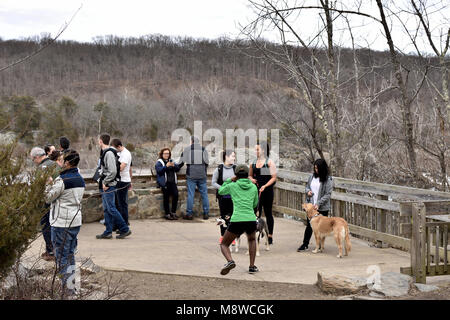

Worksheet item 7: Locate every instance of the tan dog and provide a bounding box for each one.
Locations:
[302,203,351,258]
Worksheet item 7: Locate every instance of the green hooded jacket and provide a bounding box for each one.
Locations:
[218,178,258,222]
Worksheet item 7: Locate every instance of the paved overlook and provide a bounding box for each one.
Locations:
[28,217,412,285]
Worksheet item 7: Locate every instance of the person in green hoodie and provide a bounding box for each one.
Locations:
[218,164,259,275]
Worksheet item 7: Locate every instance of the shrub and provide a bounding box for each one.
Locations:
[143,123,159,142]
[0,143,51,280]
[125,143,135,152]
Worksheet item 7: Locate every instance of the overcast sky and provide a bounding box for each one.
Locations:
[0,0,252,42]
[0,0,448,53]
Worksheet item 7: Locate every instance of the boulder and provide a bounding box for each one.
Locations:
[316,272,367,295]
[137,194,163,218]
[369,272,413,297]
[83,195,104,223]
[414,283,439,293]
[77,257,102,274]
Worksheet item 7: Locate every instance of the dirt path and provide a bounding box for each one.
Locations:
[108,271,331,300]
[107,270,450,300]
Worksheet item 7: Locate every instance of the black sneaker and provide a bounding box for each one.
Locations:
[268,237,273,245]
[116,230,132,239]
[220,260,236,275]
[96,233,112,239]
[165,214,174,220]
[249,266,259,273]
[170,214,179,220]
[183,214,193,220]
[297,244,308,252]
[203,214,209,220]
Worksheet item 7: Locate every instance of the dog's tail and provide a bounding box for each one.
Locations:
[345,224,351,253]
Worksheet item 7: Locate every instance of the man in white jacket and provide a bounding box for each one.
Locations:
[45,150,85,295]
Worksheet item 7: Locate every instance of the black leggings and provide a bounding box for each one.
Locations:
[257,187,274,235]
[302,210,329,246]
[162,182,178,215]
[218,196,233,236]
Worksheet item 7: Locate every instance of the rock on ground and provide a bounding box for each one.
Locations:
[316,272,367,295]
[368,272,413,297]
[414,283,439,293]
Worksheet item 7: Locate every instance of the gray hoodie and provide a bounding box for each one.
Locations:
[305,174,334,211]
[180,143,209,180]
[212,164,235,189]
[100,147,118,187]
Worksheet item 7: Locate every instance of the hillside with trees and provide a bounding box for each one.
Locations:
[0,1,448,191]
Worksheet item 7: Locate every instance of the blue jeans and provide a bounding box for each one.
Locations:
[51,226,80,289]
[115,181,130,225]
[41,210,53,254]
[101,186,129,235]
[186,178,209,216]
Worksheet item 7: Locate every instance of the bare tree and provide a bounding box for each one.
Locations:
[383,0,449,190]
[241,0,352,175]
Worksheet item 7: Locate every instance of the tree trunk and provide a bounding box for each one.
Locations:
[322,0,343,177]
[376,0,418,182]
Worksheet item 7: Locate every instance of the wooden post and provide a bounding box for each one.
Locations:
[411,202,427,284]
[444,225,448,274]
[435,226,440,268]
[376,195,388,248]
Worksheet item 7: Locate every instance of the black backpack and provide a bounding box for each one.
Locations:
[100,147,121,183]
[216,164,236,199]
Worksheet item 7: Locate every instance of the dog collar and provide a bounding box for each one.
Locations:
[310,213,321,221]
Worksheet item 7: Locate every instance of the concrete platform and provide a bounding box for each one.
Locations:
[27,217,412,285]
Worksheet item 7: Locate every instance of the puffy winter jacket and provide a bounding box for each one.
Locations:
[45,168,85,228]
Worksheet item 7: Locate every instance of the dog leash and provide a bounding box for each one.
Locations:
[256,190,263,219]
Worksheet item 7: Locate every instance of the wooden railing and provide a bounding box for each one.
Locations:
[80,170,216,194]
[399,201,450,283]
[272,169,450,283]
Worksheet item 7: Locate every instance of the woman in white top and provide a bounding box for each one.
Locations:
[297,158,334,252]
